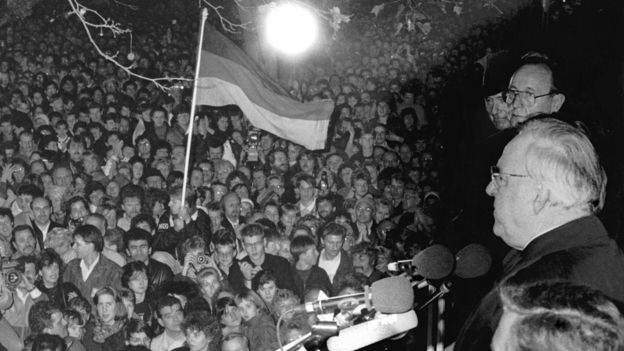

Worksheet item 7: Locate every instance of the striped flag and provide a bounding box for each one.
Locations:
[195,24,335,150]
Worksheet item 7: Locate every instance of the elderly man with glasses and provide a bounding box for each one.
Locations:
[452,118,624,351]
[504,57,566,127]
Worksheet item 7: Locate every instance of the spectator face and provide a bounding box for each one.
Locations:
[68,141,85,163]
[223,194,241,220]
[326,155,343,175]
[122,196,142,219]
[355,202,374,224]
[267,178,285,197]
[128,270,149,296]
[199,273,221,299]
[485,93,512,130]
[127,239,151,263]
[301,246,319,266]
[119,118,130,133]
[237,299,259,322]
[158,303,184,333]
[322,234,344,258]
[252,170,266,191]
[177,113,190,127]
[13,229,36,256]
[212,184,227,202]
[317,200,334,219]
[96,293,117,325]
[208,146,223,161]
[0,121,13,136]
[217,116,229,131]
[73,235,95,259]
[287,144,300,164]
[32,197,51,226]
[257,281,277,303]
[221,305,242,328]
[40,261,60,287]
[215,244,235,268]
[137,139,151,156]
[353,253,373,275]
[243,234,265,263]
[399,145,412,164]
[340,167,354,187]
[353,179,369,197]
[198,162,214,183]
[298,180,316,203]
[375,203,391,223]
[508,64,564,126]
[128,332,151,347]
[46,311,68,338]
[146,176,163,190]
[186,329,211,351]
[281,209,297,229]
[298,154,315,174]
[382,152,399,169]
[0,216,12,239]
[152,110,166,127]
[216,163,233,184]
[263,205,279,224]
[19,133,34,154]
[272,151,288,173]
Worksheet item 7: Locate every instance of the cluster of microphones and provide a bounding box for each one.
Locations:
[277,244,492,351]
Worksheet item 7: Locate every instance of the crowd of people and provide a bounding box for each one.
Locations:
[0,0,622,351]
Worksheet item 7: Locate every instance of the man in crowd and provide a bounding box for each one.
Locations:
[124,227,173,289]
[228,223,296,293]
[454,118,624,350]
[151,295,186,351]
[317,223,354,294]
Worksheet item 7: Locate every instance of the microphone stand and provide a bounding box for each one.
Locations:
[417,281,452,311]
[276,321,339,351]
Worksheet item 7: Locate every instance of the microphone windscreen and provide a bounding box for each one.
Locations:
[455,243,492,279]
[370,276,414,314]
[326,310,418,351]
[411,244,455,280]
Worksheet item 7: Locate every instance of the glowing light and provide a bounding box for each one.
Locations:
[265,3,318,55]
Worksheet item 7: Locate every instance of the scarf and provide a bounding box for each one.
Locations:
[93,318,125,343]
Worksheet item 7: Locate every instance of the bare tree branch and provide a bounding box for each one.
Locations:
[67,0,191,91]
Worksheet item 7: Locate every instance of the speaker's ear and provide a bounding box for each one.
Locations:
[533,183,549,214]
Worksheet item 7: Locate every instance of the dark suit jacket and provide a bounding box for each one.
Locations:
[328,250,355,295]
[455,215,624,351]
[32,221,63,250]
[292,265,333,300]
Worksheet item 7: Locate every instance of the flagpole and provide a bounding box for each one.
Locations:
[181,8,208,209]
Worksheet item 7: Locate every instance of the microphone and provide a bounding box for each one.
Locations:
[326,310,418,351]
[454,243,492,279]
[387,244,455,280]
[292,276,414,314]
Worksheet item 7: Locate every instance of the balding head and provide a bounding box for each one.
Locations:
[507,63,565,126]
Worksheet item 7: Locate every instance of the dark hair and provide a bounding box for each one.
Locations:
[121,261,149,289]
[130,214,156,233]
[155,295,182,318]
[29,301,60,334]
[241,223,264,239]
[320,222,346,239]
[39,248,63,270]
[212,228,237,247]
[31,334,66,351]
[11,224,35,247]
[289,235,316,262]
[181,311,221,347]
[251,270,277,291]
[119,183,144,204]
[124,318,153,342]
[124,227,152,249]
[215,296,238,327]
[73,224,104,252]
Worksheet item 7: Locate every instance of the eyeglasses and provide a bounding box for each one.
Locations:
[502,89,556,107]
[490,165,529,188]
